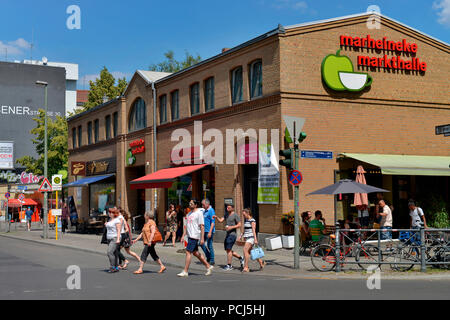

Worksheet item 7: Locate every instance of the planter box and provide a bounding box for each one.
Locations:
[265,236,282,251]
[281,235,295,248]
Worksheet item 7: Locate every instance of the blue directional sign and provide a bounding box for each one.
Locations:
[17,186,28,191]
[301,150,333,159]
[289,170,303,186]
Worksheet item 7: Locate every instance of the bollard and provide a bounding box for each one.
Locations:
[335,222,341,273]
[420,224,426,272]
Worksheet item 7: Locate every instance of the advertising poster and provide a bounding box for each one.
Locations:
[257,144,279,204]
[0,142,14,169]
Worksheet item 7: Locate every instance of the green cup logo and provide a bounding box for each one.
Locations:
[322,49,372,92]
[126,149,136,166]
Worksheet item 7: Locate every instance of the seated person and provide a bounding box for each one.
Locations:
[309,211,328,243]
[343,214,360,245]
[300,211,311,243]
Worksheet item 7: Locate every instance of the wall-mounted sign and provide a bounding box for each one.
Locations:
[129,139,145,155]
[86,161,109,176]
[71,162,86,176]
[0,170,43,184]
[0,142,14,169]
[126,149,136,166]
[301,150,333,159]
[340,35,427,72]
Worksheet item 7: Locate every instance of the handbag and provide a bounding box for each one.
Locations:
[152,228,163,244]
[101,227,108,244]
[250,245,265,260]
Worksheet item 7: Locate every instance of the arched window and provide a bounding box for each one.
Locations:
[129,98,147,132]
[249,60,262,98]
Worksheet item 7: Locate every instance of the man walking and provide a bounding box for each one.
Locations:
[200,199,216,266]
[409,199,427,229]
[215,204,244,271]
[25,207,34,231]
[177,199,213,277]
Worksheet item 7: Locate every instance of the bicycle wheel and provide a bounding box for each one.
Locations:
[311,244,336,272]
[393,247,417,271]
[356,245,380,271]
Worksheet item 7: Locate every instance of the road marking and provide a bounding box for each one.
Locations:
[218,280,239,282]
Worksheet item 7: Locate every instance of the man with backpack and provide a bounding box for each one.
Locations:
[408,200,428,229]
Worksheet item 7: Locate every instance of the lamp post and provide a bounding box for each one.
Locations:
[36,80,48,239]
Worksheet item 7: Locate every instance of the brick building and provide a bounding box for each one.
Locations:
[67,13,450,237]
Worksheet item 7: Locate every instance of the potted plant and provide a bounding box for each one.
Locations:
[281,211,295,248]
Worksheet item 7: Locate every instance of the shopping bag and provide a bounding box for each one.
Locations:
[250,245,265,260]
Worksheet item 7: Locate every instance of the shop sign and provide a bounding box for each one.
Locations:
[71,162,86,176]
[129,139,145,155]
[257,144,279,204]
[86,161,109,176]
[126,149,136,166]
[0,170,43,184]
[0,142,14,169]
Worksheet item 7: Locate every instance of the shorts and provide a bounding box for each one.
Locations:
[244,237,255,245]
[224,233,237,251]
[186,238,200,253]
[380,226,392,240]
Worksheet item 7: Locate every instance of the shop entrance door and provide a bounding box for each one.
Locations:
[243,165,259,233]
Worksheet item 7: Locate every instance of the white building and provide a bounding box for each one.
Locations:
[19,59,79,115]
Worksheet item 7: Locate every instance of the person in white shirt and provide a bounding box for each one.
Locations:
[105,208,122,273]
[378,200,393,241]
[408,200,427,229]
[177,199,213,277]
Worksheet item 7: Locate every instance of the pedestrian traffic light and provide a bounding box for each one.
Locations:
[279,148,294,169]
[298,132,307,143]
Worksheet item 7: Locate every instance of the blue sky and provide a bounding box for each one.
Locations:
[1,0,449,89]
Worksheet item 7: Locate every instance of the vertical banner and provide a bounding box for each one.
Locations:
[257,144,279,204]
[0,142,14,169]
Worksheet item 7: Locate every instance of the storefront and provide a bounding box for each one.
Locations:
[68,13,449,236]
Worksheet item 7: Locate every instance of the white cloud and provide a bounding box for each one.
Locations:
[273,0,308,12]
[0,38,31,58]
[433,0,450,26]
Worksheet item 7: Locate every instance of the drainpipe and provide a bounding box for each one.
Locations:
[152,82,157,211]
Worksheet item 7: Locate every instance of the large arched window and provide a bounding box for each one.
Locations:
[128,98,147,132]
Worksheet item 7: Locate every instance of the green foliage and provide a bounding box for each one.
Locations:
[82,67,128,111]
[430,209,450,229]
[416,193,450,228]
[149,50,202,73]
[16,109,68,182]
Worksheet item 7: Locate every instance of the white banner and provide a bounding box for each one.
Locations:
[0,142,13,169]
[257,144,280,204]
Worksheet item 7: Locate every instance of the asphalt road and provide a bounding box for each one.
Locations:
[0,237,449,300]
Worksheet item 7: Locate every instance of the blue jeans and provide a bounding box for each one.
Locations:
[380,226,392,240]
[200,232,215,263]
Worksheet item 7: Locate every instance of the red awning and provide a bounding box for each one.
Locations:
[8,199,38,208]
[130,164,209,189]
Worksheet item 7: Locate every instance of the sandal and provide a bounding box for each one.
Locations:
[158,266,166,274]
[133,270,143,274]
[242,268,250,273]
[260,261,266,270]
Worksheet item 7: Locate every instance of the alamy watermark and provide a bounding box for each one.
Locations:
[171,121,280,165]
[66,5,81,30]
[66,265,81,290]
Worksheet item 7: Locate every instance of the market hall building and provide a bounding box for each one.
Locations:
[67,13,450,237]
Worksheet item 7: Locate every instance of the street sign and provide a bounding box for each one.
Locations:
[52,175,63,191]
[289,170,303,186]
[51,209,62,216]
[17,185,28,191]
[5,192,10,199]
[301,150,333,159]
[38,178,52,192]
[18,193,25,201]
[283,116,305,145]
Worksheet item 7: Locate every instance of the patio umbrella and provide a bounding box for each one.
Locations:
[353,165,369,206]
[307,179,389,195]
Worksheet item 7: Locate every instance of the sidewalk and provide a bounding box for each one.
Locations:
[1,221,449,280]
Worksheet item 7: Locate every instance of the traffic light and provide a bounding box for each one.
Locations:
[279,148,294,169]
[298,132,307,143]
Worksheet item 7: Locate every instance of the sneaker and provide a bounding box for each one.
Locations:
[205,266,214,276]
[177,270,189,277]
[223,265,233,271]
[210,262,215,266]
[239,257,245,268]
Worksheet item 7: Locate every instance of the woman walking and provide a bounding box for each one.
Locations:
[133,211,166,274]
[117,209,141,269]
[240,208,265,273]
[163,204,177,246]
[105,208,122,273]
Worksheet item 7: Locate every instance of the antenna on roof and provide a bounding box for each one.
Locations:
[30,28,34,63]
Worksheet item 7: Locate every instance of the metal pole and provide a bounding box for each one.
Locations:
[293,145,300,269]
[420,224,426,272]
[43,84,48,239]
[335,222,341,272]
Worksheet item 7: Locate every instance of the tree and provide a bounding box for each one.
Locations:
[83,67,128,111]
[149,50,202,73]
[16,110,68,181]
